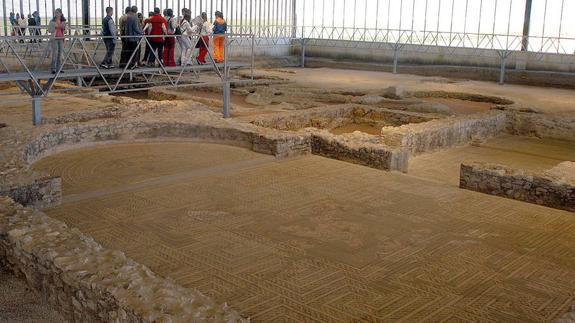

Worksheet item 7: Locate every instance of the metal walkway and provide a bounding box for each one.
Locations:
[0,33,255,125]
[0,63,246,82]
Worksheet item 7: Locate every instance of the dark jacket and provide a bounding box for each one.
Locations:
[124,14,142,42]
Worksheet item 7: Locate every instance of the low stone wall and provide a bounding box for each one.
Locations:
[460,162,575,212]
[505,110,575,142]
[381,111,507,154]
[251,105,432,131]
[0,177,61,209]
[23,121,311,164]
[0,120,311,209]
[0,197,245,322]
[311,132,409,172]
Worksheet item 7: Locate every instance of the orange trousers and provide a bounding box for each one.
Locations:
[213,35,225,62]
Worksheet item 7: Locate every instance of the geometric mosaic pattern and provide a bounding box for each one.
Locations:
[35,142,575,322]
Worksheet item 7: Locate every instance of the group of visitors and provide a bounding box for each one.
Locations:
[25,6,227,75]
[100,6,227,70]
[9,11,41,42]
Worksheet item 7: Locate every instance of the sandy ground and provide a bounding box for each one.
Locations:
[0,266,65,322]
[259,68,575,115]
[35,141,575,322]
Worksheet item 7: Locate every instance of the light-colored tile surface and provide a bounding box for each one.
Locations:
[38,142,575,322]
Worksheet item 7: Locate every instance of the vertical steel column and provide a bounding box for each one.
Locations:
[521,0,532,51]
[222,36,230,118]
[2,0,7,36]
[32,96,41,126]
[300,38,305,67]
[82,0,90,35]
[540,0,548,51]
[499,51,508,85]
[392,45,399,74]
[251,34,255,80]
[291,0,296,39]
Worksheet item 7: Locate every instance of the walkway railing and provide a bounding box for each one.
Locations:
[0,32,255,125]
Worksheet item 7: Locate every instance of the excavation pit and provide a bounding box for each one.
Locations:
[251,105,436,136]
[110,90,180,101]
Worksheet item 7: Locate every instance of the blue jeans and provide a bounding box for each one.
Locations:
[51,39,64,71]
[103,39,116,66]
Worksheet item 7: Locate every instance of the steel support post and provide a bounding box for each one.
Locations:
[82,0,91,36]
[392,45,399,74]
[499,51,508,85]
[251,34,255,80]
[223,81,231,118]
[223,35,231,118]
[291,0,297,39]
[32,96,41,126]
[521,0,532,51]
[301,38,305,68]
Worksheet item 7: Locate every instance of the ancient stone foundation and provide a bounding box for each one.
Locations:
[0,197,245,322]
[381,111,507,154]
[0,177,61,209]
[311,132,409,172]
[1,120,311,209]
[505,110,575,142]
[460,162,575,212]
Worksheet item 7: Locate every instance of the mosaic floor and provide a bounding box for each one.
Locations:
[35,142,575,322]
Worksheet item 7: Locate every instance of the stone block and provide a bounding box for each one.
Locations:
[460,162,575,212]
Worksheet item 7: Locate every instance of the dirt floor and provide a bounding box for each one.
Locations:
[254,68,575,115]
[35,141,575,322]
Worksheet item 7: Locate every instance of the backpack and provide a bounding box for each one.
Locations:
[174,19,183,35]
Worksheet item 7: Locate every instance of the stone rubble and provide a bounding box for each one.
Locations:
[0,197,246,322]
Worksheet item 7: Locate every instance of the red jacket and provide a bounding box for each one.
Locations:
[147,14,167,42]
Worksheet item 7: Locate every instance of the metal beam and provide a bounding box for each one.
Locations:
[82,0,90,35]
[521,0,532,51]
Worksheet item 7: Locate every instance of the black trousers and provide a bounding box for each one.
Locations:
[119,39,128,67]
[121,41,139,68]
[102,39,115,66]
[147,41,163,64]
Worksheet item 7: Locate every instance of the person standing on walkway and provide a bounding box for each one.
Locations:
[27,14,36,41]
[143,8,167,66]
[193,12,211,65]
[48,8,66,74]
[176,10,194,66]
[142,11,154,63]
[118,7,131,68]
[101,7,117,69]
[212,11,226,63]
[18,14,27,42]
[163,9,177,67]
[123,6,143,69]
[33,11,41,41]
[9,13,16,37]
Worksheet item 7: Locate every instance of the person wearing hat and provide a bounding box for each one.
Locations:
[212,11,226,63]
